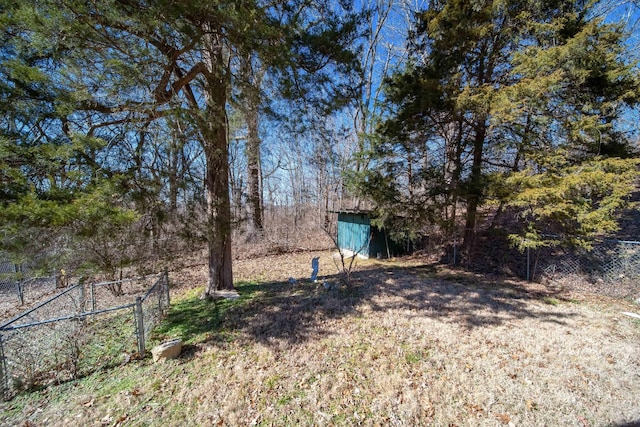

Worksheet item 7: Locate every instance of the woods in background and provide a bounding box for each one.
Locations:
[1,0,639,284]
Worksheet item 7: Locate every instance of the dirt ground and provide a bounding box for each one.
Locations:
[2,249,640,426]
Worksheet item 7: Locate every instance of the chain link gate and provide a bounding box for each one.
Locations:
[0,272,170,401]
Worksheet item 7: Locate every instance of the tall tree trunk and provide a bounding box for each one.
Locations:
[239,54,264,237]
[441,118,463,235]
[202,30,234,293]
[463,119,487,251]
[168,138,179,214]
[246,105,263,234]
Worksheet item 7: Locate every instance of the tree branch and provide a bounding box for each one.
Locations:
[154,62,207,104]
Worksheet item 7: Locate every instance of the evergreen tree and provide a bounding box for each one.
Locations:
[0,0,363,293]
[362,0,639,251]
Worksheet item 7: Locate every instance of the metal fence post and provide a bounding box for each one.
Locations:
[78,284,85,314]
[89,280,96,312]
[15,281,23,307]
[526,246,531,281]
[621,241,629,277]
[156,273,165,314]
[13,264,24,307]
[0,333,8,401]
[163,271,170,312]
[453,241,457,266]
[134,297,145,357]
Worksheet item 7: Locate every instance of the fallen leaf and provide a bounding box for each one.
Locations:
[82,398,94,408]
[112,414,128,427]
[468,403,483,416]
[495,413,511,425]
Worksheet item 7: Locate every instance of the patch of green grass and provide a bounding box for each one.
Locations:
[405,349,428,364]
[277,390,305,406]
[264,374,281,391]
[152,288,219,344]
[86,369,139,396]
[152,281,264,345]
[81,312,136,369]
[0,362,148,423]
[543,297,561,306]
[0,391,36,419]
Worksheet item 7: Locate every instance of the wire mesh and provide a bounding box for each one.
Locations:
[0,273,170,400]
[0,261,55,312]
[140,273,170,347]
[0,261,16,297]
[1,285,85,329]
[534,239,640,298]
[89,275,158,312]
[0,263,20,314]
[0,310,136,395]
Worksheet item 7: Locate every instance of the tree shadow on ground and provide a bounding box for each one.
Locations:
[161,261,580,350]
[608,421,640,427]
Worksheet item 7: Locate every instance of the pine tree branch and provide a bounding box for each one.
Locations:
[155,62,207,104]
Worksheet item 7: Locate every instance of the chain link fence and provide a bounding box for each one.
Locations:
[0,260,57,311]
[447,236,640,299]
[531,239,640,298]
[0,272,170,400]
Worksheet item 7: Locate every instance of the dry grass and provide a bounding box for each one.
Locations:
[2,250,639,427]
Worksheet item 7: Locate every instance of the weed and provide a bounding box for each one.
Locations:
[405,349,428,364]
[264,374,281,391]
[543,297,560,306]
[277,390,304,406]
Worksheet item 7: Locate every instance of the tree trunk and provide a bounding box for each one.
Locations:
[239,54,264,237]
[443,118,463,235]
[246,105,263,234]
[202,30,234,293]
[463,119,487,252]
[168,139,179,214]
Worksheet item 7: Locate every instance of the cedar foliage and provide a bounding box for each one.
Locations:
[355,0,640,251]
[0,1,364,287]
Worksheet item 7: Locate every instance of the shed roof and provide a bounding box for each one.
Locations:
[329,209,374,215]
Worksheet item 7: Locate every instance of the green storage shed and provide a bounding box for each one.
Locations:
[335,210,405,259]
